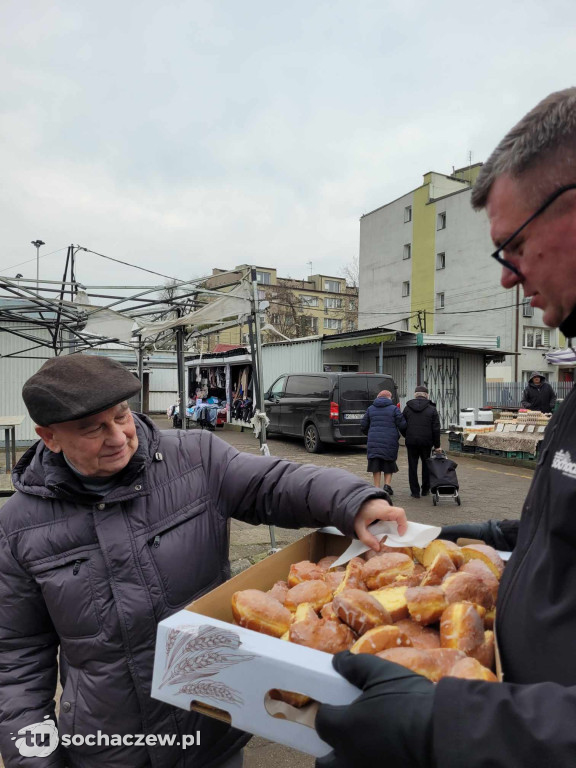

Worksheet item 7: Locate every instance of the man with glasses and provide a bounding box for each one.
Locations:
[314,87,576,768]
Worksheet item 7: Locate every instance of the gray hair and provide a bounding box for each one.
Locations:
[414,391,429,399]
[472,87,576,210]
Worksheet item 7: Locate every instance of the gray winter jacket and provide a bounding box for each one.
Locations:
[0,415,385,768]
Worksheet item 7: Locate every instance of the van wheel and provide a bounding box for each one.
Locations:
[304,424,323,454]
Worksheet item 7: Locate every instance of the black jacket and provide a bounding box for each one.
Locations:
[521,372,557,412]
[402,398,441,448]
[433,385,576,767]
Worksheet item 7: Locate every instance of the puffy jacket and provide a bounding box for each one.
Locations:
[402,398,441,448]
[0,414,386,768]
[433,384,576,767]
[521,372,557,412]
[360,397,406,461]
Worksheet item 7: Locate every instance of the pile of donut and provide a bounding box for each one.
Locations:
[231,539,504,704]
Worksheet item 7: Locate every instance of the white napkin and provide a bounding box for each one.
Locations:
[330,520,441,568]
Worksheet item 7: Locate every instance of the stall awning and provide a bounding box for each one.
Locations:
[323,333,396,350]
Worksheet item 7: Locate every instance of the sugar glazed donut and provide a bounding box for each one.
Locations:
[229,537,506,682]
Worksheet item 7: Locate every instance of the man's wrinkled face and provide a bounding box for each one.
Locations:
[35,402,138,477]
[487,174,576,329]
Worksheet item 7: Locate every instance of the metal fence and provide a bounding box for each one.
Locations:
[485,381,573,408]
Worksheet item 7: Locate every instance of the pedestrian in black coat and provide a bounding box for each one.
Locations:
[402,385,442,497]
[521,371,557,412]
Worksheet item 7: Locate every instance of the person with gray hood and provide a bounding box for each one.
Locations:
[0,355,407,768]
[521,371,557,412]
[402,385,442,498]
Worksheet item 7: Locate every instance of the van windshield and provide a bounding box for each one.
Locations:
[340,376,395,410]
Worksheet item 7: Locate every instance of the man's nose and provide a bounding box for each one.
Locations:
[501,264,522,289]
[106,422,127,444]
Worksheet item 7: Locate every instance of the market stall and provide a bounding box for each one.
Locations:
[449,409,550,460]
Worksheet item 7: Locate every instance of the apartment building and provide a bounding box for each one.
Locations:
[200,265,358,350]
[358,164,570,383]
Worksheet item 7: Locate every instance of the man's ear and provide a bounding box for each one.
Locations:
[35,425,61,453]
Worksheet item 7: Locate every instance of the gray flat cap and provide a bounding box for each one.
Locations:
[23,355,141,426]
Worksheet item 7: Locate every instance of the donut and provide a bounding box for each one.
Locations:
[448,656,498,682]
[333,558,367,597]
[369,586,409,622]
[418,540,465,569]
[285,580,333,612]
[267,581,289,605]
[441,571,494,611]
[287,560,326,587]
[440,602,485,654]
[231,589,292,638]
[420,552,456,587]
[332,589,392,635]
[351,624,413,655]
[406,586,448,626]
[394,619,441,649]
[377,647,465,682]
[460,544,505,580]
[363,553,415,590]
[289,617,355,654]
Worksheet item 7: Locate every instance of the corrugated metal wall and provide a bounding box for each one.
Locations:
[148,366,178,412]
[0,325,53,443]
[262,340,323,390]
[456,351,486,411]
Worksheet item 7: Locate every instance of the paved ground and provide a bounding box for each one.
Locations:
[0,419,533,768]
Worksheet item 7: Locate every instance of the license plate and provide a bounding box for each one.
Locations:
[343,413,363,420]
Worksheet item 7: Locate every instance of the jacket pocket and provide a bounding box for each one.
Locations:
[146,501,222,608]
[31,551,102,639]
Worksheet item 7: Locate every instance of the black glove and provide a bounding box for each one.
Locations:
[315,651,435,768]
[440,519,518,551]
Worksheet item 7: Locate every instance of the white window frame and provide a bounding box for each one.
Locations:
[402,281,410,298]
[522,298,534,317]
[324,317,342,330]
[437,212,447,230]
[436,292,445,309]
[436,252,446,270]
[404,205,412,223]
[403,243,411,260]
[325,297,343,309]
[255,271,271,285]
[302,315,318,333]
[324,280,341,293]
[300,294,319,307]
[523,327,550,348]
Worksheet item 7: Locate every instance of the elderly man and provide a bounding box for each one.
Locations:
[0,355,406,768]
[315,87,576,768]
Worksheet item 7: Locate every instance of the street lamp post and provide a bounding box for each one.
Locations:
[31,240,45,293]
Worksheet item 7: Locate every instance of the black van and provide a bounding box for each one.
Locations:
[264,372,398,453]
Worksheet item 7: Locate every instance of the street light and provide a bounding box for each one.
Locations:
[31,240,45,293]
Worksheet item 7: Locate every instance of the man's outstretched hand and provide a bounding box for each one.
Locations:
[315,651,435,768]
[354,498,407,551]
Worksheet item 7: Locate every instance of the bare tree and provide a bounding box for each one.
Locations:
[341,256,359,288]
[265,281,317,340]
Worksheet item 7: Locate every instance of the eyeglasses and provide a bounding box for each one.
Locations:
[491,183,576,277]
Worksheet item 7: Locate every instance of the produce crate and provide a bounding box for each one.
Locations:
[461,444,476,454]
[521,452,538,461]
[448,439,462,452]
[505,450,524,459]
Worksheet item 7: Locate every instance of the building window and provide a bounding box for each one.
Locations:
[401,318,409,331]
[325,297,343,309]
[436,292,445,309]
[324,280,341,293]
[403,243,411,260]
[255,271,271,285]
[437,212,446,230]
[522,298,534,317]
[404,205,412,223]
[402,281,410,297]
[347,319,356,331]
[349,298,357,311]
[301,315,318,334]
[436,252,446,270]
[300,294,319,307]
[324,318,342,330]
[524,327,551,348]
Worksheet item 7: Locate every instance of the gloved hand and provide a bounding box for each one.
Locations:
[440,521,492,543]
[315,651,435,768]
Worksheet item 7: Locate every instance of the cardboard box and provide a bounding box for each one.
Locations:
[151,531,360,757]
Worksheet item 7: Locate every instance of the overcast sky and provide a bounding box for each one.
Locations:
[1,0,575,295]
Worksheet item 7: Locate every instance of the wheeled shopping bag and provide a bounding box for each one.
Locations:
[427,451,461,506]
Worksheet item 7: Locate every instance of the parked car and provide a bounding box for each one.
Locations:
[264,372,399,453]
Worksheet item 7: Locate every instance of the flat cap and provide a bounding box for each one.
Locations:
[23,355,141,426]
